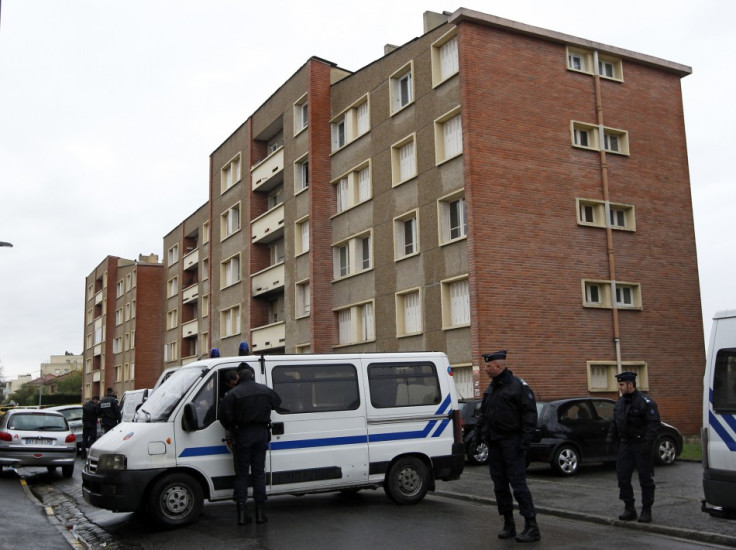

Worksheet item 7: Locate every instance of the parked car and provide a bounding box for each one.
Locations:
[527,397,683,476]
[0,408,77,477]
[460,398,489,465]
[47,404,103,451]
[120,388,150,422]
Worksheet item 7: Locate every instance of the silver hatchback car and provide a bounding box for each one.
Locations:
[0,408,77,477]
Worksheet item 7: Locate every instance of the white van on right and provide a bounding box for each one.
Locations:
[702,309,736,516]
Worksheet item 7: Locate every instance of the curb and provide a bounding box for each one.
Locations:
[434,488,736,548]
[19,478,85,549]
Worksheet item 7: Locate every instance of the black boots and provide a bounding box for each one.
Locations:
[237,503,251,525]
[638,505,652,523]
[618,501,638,521]
[255,505,268,524]
[515,517,541,543]
[498,512,516,539]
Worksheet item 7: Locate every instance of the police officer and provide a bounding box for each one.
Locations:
[606,371,661,524]
[219,362,281,525]
[81,395,100,456]
[477,350,540,543]
[99,387,121,433]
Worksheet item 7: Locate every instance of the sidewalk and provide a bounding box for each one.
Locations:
[2,473,80,550]
[435,460,736,547]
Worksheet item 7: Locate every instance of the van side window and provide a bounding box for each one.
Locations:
[191,374,217,429]
[713,348,736,413]
[272,364,359,413]
[368,362,441,408]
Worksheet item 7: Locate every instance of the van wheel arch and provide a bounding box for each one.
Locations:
[144,469,209,527]
[383,454,432,504]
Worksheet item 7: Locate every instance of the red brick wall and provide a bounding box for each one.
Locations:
[133,263,164,390]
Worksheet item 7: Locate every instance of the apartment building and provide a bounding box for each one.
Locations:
[82,254,164,399]
[147,8,704,434]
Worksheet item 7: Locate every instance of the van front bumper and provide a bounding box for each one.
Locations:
[703,467,736,511]
[82,467,167,512]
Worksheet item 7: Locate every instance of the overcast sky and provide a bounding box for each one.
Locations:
[1,1,734,381]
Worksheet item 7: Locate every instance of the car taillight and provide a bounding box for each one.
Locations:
[65,434,77,443]
[0,432,12,442]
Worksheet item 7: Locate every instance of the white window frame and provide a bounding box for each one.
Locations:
[295,217,310,256]
[331,95,370,151]
[332,231,372,280]
[167,309,178,330]
[294,154,309,194]
[295,279,311,318]
[334,161,371,214]
[396,288,422,337]
[432,29,459,87]
[576,198,636,231]
[167,244,179,266]
[566,46,593,74]
[221,202,241,240]
[394,210,419,260]
[336,301,375,346]
[587,361,648,392]
[582,279,642,309]
[441,276,470,329]
[220,253,241,289]
[220,153,242,194]
[571,121,629,155]
[390,62,414,114]
[438,191,467,245]
[435,107,463,164]
[294,94,308,135]
[391,134,417,186]
[165,342,178,362]
[269,239,285,266]
[221,305,241,338]
[167,276,178,298]
[116,280,124,298]
[113,337,122,354]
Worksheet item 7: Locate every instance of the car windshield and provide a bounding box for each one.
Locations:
[136,366,206,422]
[60,408,83,422]
[9,413,67,431]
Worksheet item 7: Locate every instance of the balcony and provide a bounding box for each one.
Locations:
[92,371,101,383]
[183,248,199,271]
[251,204,284,244]
[251,263,285,297]
[251,147,284,192]
[94,290,103,305]
[182,319,199,338]
[182,283,199,304]
[251,321,285,352]
[93,344,102,357]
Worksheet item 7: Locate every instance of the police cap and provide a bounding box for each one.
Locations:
[482,350,507,363]
[615,371,637,383]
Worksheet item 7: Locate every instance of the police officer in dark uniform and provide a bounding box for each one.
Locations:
[219,362,281,525]
[606,371,661,524]
[99,387,121,433]
[81,395,100,456]
[477,350,540,543]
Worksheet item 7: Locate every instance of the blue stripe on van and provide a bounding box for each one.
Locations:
[179,445,230,457]
[270,435,368,450]
[708,411,736,451]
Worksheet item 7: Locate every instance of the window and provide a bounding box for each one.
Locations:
[597,54,623,81]
[167,309,178,330]
[295,218,309,256]
[116,280,124,298]
[394,210,419,259]
[432,30,459,86]
[567,47,592,73]
[203,221,210,244]
[368,362,441,408]
[295,155,309,193]
[396,289,422,336]
[334,162,371,213]
[165,342,178,362]
[296,280,310,318]
[576,199,635,231]
[331,95,370,151]
[391,135,417,186]
[220,154,242,194]
[124,332,130,351]
[615,283,641,308]
[336,301,375,345]
[221,305,241,338]
[294,94,308,135]
[115,308,123,326]
[713,348,736,413]
[333,231,372,279]
[113,337,122,354]
[125,273,132,291]
[167,244,179,266]
[220,254,241,288]
[221,203,241,240]
[587,361,648,392]
[390,63,414,114]
[273,364,359,414]
[267,186,283,210]
[435,108,463,164]
[441,276,470,328]
[270,239,285,265]
[438,191,467,244]
[124,303,131,321]
[571,121,629,155]
[189,374,217,429]
[168,276,178,297]
[566,47,623,81]
[582,280,642,309]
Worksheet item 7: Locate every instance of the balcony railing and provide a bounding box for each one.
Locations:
[251,147,284,192]
[182,319,199,338]
[183,248,199,271]
[182,283,199,304]
[95,290,103,305]
[251,263,285,297]
[251,204,284,243]
[251,321,285,352]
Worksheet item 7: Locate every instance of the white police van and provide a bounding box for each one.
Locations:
[82,352,465,526]
[702,309,736,516]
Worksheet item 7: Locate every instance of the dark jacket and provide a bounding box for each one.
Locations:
[99,395,122,428]
[478,367,538,447]
[219,378,281,432]
[607,389,661,446]
[82,400,99,428]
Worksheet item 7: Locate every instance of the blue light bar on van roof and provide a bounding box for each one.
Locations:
[238,342,250,356]
[210,348,220,358]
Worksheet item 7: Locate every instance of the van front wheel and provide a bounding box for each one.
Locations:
[384,456,429,504]
[148,473,203,527]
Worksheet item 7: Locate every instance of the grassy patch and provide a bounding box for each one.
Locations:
[680,441,702,461]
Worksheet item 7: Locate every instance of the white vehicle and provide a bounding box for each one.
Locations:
[82,352,465,526]
[702,309,736,516]
[119,389,150,422]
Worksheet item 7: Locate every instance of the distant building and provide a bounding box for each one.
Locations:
[40,353,82,377]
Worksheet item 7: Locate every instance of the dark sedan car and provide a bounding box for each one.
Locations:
[527,397,683,476]
[459,398,489,465]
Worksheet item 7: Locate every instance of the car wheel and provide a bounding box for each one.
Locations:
[384,456,429,505]
[655,435,677,466]
[62,464,74,478]
[467,440,490,465]
[551,444,580,476]
[147,473,203,527]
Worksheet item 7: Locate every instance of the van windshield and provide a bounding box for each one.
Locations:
[137,366,206,422]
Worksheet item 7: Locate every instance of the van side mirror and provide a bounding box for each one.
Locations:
[182,403,198,432]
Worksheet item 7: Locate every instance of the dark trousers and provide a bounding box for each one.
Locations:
[82,426,97,450]
[233,425,269,505]
[616,441,655,506]
[488,436,536,518]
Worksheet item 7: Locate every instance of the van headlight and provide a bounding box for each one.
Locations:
[97,454,127,471]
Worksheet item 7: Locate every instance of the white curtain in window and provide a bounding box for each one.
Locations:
[404,292,421,333]
[440,36,459,80]
[399,141,416,181]
[300,220,309,253]
[450,279,470,326]
[337,178,349,212]
[357,102,369,135]
[362,303,374,341]
[339,309,352,344]
[443,115,463,158]
[358,167,371,202]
